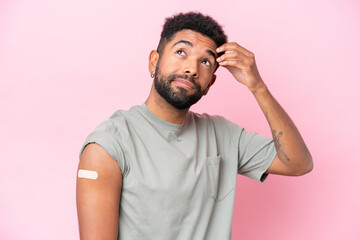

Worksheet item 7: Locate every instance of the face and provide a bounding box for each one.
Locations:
[153,30,218,109]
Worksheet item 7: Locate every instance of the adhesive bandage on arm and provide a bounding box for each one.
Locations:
[78,169,98,180]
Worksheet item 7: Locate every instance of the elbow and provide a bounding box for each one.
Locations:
[299,161,313,176]
[294,155,314,176]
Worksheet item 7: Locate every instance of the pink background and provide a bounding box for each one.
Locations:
[1,0,359,239]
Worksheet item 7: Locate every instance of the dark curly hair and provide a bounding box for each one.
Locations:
[157,12,228,58]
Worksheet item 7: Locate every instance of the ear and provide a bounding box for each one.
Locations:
[203,74,217,95]
[148,50,159,76]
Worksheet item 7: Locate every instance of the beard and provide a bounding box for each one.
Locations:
[154,64,205,110]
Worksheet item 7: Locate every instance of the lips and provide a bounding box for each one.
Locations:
[173,78,195,89]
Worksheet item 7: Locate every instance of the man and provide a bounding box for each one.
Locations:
[77,12,313,240]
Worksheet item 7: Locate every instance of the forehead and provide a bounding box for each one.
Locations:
[166,29,217,52]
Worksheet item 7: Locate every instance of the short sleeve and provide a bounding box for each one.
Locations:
[210,115,277,183]
[237,129,277,182]
[79,120,127,176]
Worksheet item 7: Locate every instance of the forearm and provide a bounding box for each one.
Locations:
[215,42,313,175]
[252,84,313,175]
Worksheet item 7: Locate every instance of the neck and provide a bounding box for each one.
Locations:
[145,83,189,124]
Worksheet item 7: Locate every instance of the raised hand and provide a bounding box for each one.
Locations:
[216,42,266,93]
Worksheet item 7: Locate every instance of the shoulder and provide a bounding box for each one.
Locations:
[109,105,141,120]
[94,105,142,136]
[191,111,225,123]
[191,112,244,138]
[190,111,243,130]
[188,112,244,141]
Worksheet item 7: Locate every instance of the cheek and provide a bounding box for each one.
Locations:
[196,79,210,92]
[199,64,215,74]
[199,68,214,81]
[158,59,180,75]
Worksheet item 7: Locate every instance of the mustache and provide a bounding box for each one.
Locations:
[168,74,194,83]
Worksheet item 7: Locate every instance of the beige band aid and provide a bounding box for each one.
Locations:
[78,169,98,180]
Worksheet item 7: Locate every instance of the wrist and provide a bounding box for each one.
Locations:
[249,82,268,95]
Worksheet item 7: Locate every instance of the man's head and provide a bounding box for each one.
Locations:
[149,12,227,110]
[157,12,228,63]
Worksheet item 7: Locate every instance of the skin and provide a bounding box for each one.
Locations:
[215,42,313,175]
[76,29,313,239]
[77,143,122,240]
[146,30,218,123]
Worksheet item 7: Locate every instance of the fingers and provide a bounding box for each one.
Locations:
[215,42,263,89]
[218,59,249,70]
[216,42,254,57]
[216,42,255,67]
[217,51,248,64]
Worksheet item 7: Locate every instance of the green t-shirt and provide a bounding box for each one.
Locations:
[80,104,277,240]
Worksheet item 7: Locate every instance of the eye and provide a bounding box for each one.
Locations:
[176,50,185,56]
[201,59,211,66]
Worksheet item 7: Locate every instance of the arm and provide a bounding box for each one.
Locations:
[216,43,313,176]
[76,143,122,240]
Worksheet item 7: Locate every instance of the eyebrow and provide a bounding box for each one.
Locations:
[206,50,216,62]
[172,40,217,62]
[172,40,193,48]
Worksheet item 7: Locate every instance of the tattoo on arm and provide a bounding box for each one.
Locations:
[272,130,291,162]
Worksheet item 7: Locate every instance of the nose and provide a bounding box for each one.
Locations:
[184,58,198,78]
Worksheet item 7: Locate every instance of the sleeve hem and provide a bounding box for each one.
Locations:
[258,148,277,182]
[79,131,126,175]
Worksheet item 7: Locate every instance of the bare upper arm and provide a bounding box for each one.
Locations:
[265,154,311,176]
[265,153,302,176]
[76,143,122,240]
